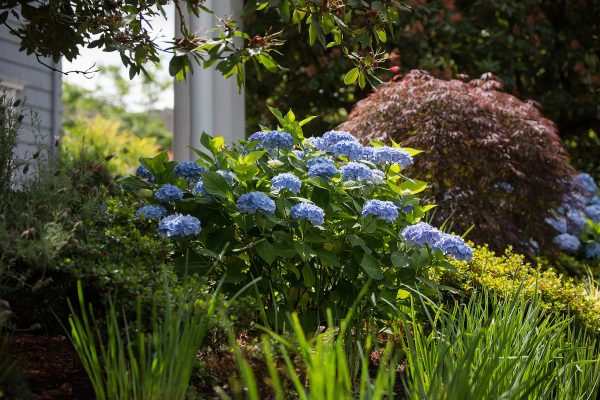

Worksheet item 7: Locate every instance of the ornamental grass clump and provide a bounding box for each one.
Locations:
[120,110,472,329]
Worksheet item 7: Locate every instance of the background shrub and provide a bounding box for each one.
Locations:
[244,1,599,179]
[62,115,161,177]
[338,70,574,256]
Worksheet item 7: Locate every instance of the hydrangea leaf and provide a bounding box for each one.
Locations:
[360,254,384,280]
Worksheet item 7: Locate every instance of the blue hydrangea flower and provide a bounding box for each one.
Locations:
[271,173,301,194]
[237,192,276,214]
[545,216,568,233]
[304,136,327,151]
[135,205,167,220]
[367,146,413,168]
[589,196,600,206]
[331,140,365,161]
[292,150,305,159]
[340,162,373,182]
[217,170,235,185]
[321,131,357,150]
[158,214,201,238]
[250,131,294,151]
[192,181,207,195]
[290,202,325,226]
[248,131,267,142]
[307,159,338,179]
[574,172,597,194]
[362,200,399,223]
[562,192,587,210]
[566,209,587,230]
[307,157,334,168]
[553,233,581,253]
[174,161,206,181]
[433,233,474,261]
[370,170,386,185]
[402,222,443,246]
[136,165,155,182]
[585,205,600,223]
[155,184,184,202]
[585,243,600,259]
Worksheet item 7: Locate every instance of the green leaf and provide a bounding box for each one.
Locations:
[360,254,384,280]
[344,68,359,85]
[358,71,366,89]
[376,29,387,43]
[258,53,278,72]
[391,252,411,269]
[202,171,233,200]
[302,264,315,287]
[399,179,428,194]
[293,242,316,262]
[256,241,277,265]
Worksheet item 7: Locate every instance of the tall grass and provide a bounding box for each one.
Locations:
[226,290,600,399]
[68,281,218,400]
[221,304,399,400]
[400,290,600,400]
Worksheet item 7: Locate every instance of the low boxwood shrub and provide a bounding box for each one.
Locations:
[443,245,600,333]
[338,70,574,256]
[121,110,474,330]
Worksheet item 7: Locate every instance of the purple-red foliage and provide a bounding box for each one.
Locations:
[338,70,574,254]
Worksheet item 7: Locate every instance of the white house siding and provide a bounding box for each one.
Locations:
[0,16,61,183]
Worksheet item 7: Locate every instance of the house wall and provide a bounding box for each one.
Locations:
[0,16,61,183]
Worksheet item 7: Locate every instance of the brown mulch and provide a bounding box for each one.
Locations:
[8,334,94,400]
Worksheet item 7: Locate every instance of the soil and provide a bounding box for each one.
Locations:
[7,334,94,400]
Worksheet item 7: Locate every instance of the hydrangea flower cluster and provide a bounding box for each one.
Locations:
[192,181,207,195]
[271,173,301,194]
[174,161,206,181]
[307,157,338,179]
[362,200,399,223]
[402,222,473,261]
[340,162,375,182]
[306,130,413,170]
[365,146,413,168]
[331,140,365,161]
[135,205,167,220]
[237,191,276,214]
[158,214,201,238]
[553,233,581,253]
[290,202,325,226]
[155,184,184,202]
[307,130,357,152]
[248,131,294,151]
[136,165,155,182]
[546,172,600,257]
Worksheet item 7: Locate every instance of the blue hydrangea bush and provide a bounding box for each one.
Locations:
[545,172,600,260]
[120,112,472,327]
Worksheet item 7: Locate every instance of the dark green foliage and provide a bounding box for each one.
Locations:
[245,1,599,179]
[389,0,600,153]
[0,150,176,332]
[0,88,26,213]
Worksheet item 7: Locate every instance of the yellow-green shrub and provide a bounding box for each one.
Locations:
[444,245,600,334]
[62,115,161,176]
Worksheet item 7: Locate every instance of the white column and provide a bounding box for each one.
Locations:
[173,0,245,161]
